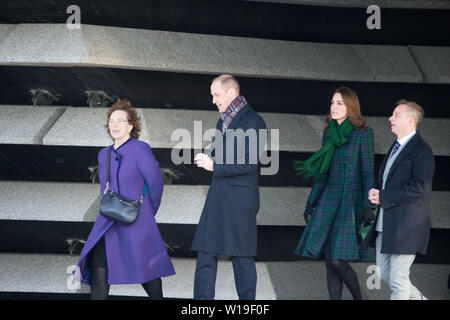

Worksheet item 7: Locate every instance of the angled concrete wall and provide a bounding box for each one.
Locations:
[2,105,450,156]
[1,254,449,299]
[245,0,450,9]
[0,24,449,84]
[1,181,449,228]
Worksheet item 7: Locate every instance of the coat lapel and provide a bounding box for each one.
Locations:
[384,132,421,183]
[378,142,394,187]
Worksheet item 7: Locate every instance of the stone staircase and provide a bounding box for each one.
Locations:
[0,0,449,299]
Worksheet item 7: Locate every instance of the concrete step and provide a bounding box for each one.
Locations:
[246,0,450,9]
[1,181,449,229]
[1,105,450,156]
[1,23,449,84]
[0,253,448,299]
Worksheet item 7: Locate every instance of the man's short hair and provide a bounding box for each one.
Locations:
[396,99,425,126]
[212,74,240,94]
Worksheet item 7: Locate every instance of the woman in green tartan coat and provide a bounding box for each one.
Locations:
[294,87,376,300]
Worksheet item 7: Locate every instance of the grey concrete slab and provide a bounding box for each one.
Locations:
[268,260,450,300]
[0,105,65,144]
[0,181,306,226]
[43,106,150,146]
[42,107,112,146]
[354,45,423,83]
[141,108,218,149]
[365,116,450,156]
[0,25,15,43]
[141,108,323,152]
[0,253,448,299]
[81,24,373,82]
[0,181,99,222]
[409,46,450,84]
[245,0,450,9]
[0,24,88,65]
[0,254,275,299]
[158,185,309,226]
[3,105,450,155]
[0,23,437,83]
[1,181,449,228]
[387,0,450,9]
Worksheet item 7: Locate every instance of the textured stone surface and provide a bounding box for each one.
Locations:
[409,46,450,83]
[1,24,444,84]
[42,107,112,146]
[365,116,450,156]
[0,105,65,144]
[0,182,307,226]
[0,24,88,64]
[245,0,450,9]
[1,181,449,228]
[3,105,449,155]
[1,253,449,300]
[354,45,423,83]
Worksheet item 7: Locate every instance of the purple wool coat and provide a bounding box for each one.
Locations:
[74,137,175,285]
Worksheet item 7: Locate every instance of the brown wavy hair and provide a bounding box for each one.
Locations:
[325,86,366,130]
[106,98,141,139]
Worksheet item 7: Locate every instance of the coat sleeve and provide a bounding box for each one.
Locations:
[306,132,328,206]
[379,144,435,209]
[136,143,164,215]
[359,127,376,208]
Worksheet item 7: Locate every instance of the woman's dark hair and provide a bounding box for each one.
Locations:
[325,86,366,130]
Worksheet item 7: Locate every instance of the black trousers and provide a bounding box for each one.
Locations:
[194,251,257,300]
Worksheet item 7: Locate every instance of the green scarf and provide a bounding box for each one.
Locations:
[293,118,354,179]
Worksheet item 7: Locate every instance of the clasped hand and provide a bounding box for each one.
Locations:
[368,188,380,205]
[194,153,214,172]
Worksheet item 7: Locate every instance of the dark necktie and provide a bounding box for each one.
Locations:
[390,141,401,158]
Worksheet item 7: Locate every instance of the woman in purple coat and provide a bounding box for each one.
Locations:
[74,99,175,299]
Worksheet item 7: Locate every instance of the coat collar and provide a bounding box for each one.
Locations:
[111,136,134,155]
[223,104,251,133]
[209,105,253,156]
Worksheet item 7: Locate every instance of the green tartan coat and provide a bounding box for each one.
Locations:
[295,126,376,262]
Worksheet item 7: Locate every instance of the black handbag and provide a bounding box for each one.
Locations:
[100,146,147,225]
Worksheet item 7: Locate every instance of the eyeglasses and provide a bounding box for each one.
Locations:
[108,119,129,125]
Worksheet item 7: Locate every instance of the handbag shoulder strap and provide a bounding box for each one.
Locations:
[105,146,112,189]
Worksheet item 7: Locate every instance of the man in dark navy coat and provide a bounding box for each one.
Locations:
[191,74,267,300]
[365,100,435,300]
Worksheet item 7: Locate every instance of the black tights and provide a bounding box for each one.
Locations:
[90,266,163,300]
[324,253,362,300]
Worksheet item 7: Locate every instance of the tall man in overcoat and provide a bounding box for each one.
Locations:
[365,100,435,300]
[191,74,267,300]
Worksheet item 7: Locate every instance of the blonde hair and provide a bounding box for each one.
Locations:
[396,99,424,126]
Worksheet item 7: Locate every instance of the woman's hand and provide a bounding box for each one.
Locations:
[363,207,375,227]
